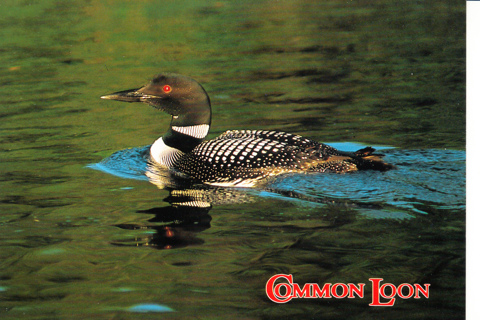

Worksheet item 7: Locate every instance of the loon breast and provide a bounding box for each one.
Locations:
[150,124,210,167]
[150,137,184,167]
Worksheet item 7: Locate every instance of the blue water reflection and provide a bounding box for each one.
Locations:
[89,143,465,221]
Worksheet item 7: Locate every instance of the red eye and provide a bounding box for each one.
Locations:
[163,85,172,93]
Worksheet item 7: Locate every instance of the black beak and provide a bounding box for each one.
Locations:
[101,88,153,102]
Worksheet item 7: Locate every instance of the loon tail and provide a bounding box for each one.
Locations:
[301,146,394,173]
[343,147,394,171]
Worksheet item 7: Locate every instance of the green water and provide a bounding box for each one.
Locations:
[0,1,465,319]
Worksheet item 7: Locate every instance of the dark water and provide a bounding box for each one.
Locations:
[0,1,465,319]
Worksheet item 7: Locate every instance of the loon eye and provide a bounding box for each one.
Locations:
[163,85,172,93]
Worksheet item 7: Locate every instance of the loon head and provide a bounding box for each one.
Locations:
[102,73,212,156]
[101,73,211,127]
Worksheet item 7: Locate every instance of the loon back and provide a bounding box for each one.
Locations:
[101,73,393,187]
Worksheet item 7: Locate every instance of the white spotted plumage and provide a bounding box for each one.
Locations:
[165,129,343,187]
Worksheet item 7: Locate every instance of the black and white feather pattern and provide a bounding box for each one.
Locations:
[171,130,357,186]
[172,124,209,139]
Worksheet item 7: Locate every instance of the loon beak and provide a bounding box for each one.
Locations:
[101,88,154,102]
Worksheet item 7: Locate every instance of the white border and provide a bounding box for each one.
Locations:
[467,2,479,319]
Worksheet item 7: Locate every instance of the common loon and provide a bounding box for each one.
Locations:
[101,73,393,187]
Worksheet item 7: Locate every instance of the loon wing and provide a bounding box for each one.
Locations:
[173,130,392,186]
[172,130,337,185]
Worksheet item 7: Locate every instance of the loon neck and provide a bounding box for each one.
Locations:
[150,124,210,167]
[152,96,211,165]
[165,94,211,145]
[162,123,210,153]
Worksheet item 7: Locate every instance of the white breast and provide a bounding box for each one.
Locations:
[150,137,184,167]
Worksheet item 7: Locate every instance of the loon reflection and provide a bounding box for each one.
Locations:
[112,162,258,249]
[89,144,464,250]
[111,161,381,250]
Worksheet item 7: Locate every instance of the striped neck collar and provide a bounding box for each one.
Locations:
[160,124,210,154]
[171,124,209,139]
